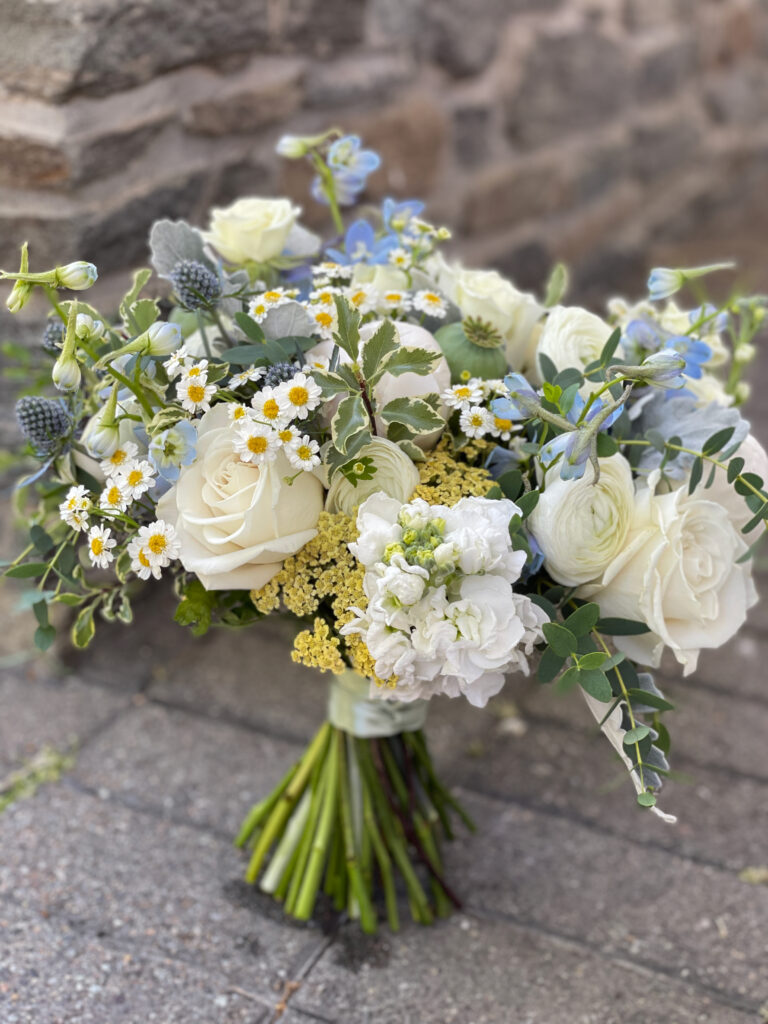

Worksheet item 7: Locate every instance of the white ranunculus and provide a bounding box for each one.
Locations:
[534,305,612,385]
[325,437,420,516]
[156,404,323,590]
[529,454,636,586]
[204,197,299,264]
[580,472,758,675]
[430,254,543,370]
[694,433,768,533]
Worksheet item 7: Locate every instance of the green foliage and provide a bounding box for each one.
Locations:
[360,319,398,382]
[331,394,369,454]
[543,262,569,307]
[174,578,218,636]
[333,295,361,361]
[380,397,444,436]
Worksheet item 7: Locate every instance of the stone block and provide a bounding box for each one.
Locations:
[636,30,698,103]
[0,136,71,189]
[184,60,305,136]
[505,28,633,148]
[629,105,702,181]
[624,0,695,31]
[304,53,415,109]
[461,155,570,235]
[704,64,768,124]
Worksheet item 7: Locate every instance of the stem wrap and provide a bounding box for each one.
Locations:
[328,670,427,738]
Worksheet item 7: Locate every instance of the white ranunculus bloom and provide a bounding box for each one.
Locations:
[325,437,420,516]
[529,454,636,586]
[204,197,299,264]
[534,305,612,385]
[580,471,758,675]
[156,404,323,590]
[430,253,543,370]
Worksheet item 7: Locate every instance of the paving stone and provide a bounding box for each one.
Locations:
[0,669,130,770]
[0,785,327,998]
[291,913,752,1024]
[443,791,768,1008]
[72,701,304,836]
[0,897,264,1024]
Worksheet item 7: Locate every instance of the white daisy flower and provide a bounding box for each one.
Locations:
[443,380,484,410]
[226,402,253,426]
[275,372,322,420]
[86,524,116,569]
[248,287,295,323]
[179,359,208,383]
[59,485,92,532]
[127,539,161,580]
[286,434,321,472]
[303,354,330,373]
[232,422,278,465]
[177,378,217,414]
[137,519,180,566]
[413,290,447,318]
[488,413,516,442]
[378,290,412,314]
[388,247,413,270]
[309,286,341,308]
[117,459,156,500]
[165,344,191,379]
[308,305,338,341]
[344,283,379,315]
[460,405,494,439]
[251,385,290,427]
[273,423,301,448]
[228,366,264,389]
[99,480,130,515]
[99,441,139,478]
[312,261,353,281]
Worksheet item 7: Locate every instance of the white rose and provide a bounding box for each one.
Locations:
[204,197,299,264]
[529,454,636,586]
[535,305,612,385]
[580,472,758,675]
[695,433,768,533]
[156,404,323,589]
[431,253,543,369]
[325,437,420,516]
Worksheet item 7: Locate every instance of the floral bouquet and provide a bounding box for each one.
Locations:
[3,128,766,934]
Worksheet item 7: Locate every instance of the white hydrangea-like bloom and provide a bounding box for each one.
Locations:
[343,493,548,707]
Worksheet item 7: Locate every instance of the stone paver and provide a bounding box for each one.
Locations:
[290,915,754,1024]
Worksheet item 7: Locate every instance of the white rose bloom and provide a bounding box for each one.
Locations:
[156,404,323,590]
[350,263,410,294]
[528,454,636,586]
[430,253,543,370]
[580,471,758,675]
[204,197,299,264]
[534,305,612,385]
[325,437,420,516]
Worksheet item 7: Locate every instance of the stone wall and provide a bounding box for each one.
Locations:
[1,0,768,305]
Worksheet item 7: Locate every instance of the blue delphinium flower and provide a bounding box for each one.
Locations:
[647,262,734,301]
[326,220,399,266]
[622,317,711,379]
[491,373,539,422]
[539,395,623,481]
[311,172,365,208]
[382,198,425,232]
[689,303,729,334]
[311,135,381,208]
[148,419,197,482]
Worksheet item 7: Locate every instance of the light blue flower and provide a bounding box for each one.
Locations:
[622,317,711,378]
[648,262,735,301]
[148,419,197,482]
[382,197,425,232]
[326,220,400,265]
[638,350,686,389]
[311,170,366,208]
[540,396,623,481]
[328,135,381,178]
[689,303,729,334]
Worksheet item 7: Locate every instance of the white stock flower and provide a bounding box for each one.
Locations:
[580,471,758,675]
[156,404,324,590]
[535,305,612,384]
[443,496,527,581]
[528,454,636,586]
[204,197,299,264]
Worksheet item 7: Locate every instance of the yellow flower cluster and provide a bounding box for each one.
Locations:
[251,440,494,678]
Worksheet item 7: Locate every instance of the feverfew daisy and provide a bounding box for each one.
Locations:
[275,372,322,420]
[388,247,413,270]
[344,283,379,315]
[179,359,208,383]
[59,485,92,532]
[489,413,515,442]
[443,380,484,410]
[228,366,264,389]
[100,441,139,478]
[251,385,289,427]
[308,306,338,341]
[232,422,278,465]
[413,290,447,318]
[312,261,353,282]
[248,287,295,323]
[127,537,161,580]
[309,286,341,308]
[227,402,253,426]
[99,480,130,515]
[165,344,191,379]
[128,520,180,579]
[460,405,494,439]
[274,423,301,448]
[286,434,321,472]
[379,290,412,314]
[86,524,116,569]
[177,378,217,415]
[117,459,156,500]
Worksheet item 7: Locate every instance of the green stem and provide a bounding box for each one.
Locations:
[284,751,331,913]
[294,728,340,920]
[338,732,377,932]
[105,366,156,420]
[43,286,68,324]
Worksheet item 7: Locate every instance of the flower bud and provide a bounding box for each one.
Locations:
[52,350,81,392]
[6,279,33,313]
[734,343,756,365]
[647,262,734,302]
[81,383,120,457]
[734,381,751,403]
[55,261,98,290]
[636,349,687,387]
[75,313,105,341]
[275,130,335,158]
[143,321,182,355]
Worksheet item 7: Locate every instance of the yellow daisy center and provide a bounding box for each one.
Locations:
[316,291,334,305]
[262,398,280,420]
[263,290,282,302]
[252,304,266,316]
[138,549,151,568]
[455,387,471,399]
[350,290,367,306]
[296,445,313,461]
[470,414,483,427]
[315,311,333,329]
[109,450,127,466]
[278,429,293,443]
[127,469,143,487]
[187,383,206,403]
[495,417,512,431]
[232,406,246,420]
[90,537,104,555]
[385,292,402,303]
[107,485,121,504]
[288,385,309,407]
[247,435,269,454]
[423,292,441,304]
[187,366,202,378]
[147,533,167,555]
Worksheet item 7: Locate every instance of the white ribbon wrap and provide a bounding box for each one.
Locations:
[328,670,427,738]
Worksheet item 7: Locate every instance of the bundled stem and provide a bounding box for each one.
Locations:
[236,723,473,933]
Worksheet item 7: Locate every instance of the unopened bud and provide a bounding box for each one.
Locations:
[55,261,98,290]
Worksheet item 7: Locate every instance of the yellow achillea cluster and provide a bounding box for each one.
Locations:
[251,441,495,678]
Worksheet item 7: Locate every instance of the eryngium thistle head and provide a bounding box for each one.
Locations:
[169,260,222,310]
[262,361,298,388]
[41,319,65,355]
[16,396,72,453]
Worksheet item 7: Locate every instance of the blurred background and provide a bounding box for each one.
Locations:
[1,0,768,311]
